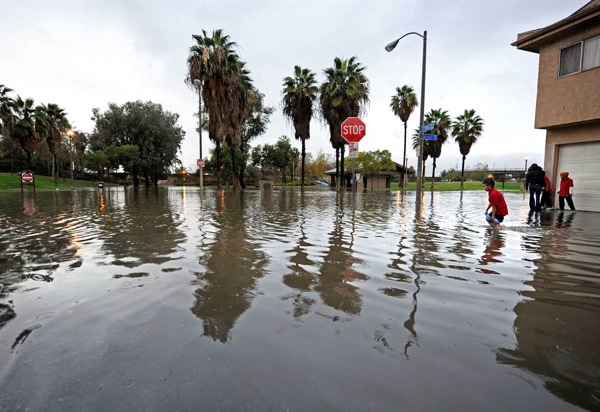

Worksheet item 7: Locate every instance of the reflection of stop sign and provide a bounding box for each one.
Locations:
[197,158,205,168]
[21,172,34,184]
[341,117,366,143]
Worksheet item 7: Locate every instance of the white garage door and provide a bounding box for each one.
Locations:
[556,141,600,213]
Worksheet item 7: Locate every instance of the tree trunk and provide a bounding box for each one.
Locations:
[335,147,340,189]
[340,145,345,190]
[144,170,150,188]
[431,157,437,191]
[238,167,246,189]
[216,141,222,188]
[53,155,58,186]
[132,165,139,187]
[460,155,466,191]
[230,146,238,191]
[402,121,407,189]
[301,138,306,187]
[154,171,159,188]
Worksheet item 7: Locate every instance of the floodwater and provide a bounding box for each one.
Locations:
[0,187,599,411]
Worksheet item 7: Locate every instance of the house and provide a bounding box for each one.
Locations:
[512,0,600,212]
[325,161,411,189]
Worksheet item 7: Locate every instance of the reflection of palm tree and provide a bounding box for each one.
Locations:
[191,191,267,342]
[316,193,365,315]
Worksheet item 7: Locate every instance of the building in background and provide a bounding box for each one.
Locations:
[513,0,600,212]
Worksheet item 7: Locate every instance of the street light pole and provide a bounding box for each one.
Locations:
[386,30,427,209]
[193,79,203,190]
[524,155,529,180]
[67,129,75,189]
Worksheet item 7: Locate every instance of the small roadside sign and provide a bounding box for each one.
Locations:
[422,123,434,132]
[197,158,205,168]
[423,134,438,141]
[348,142,359,158]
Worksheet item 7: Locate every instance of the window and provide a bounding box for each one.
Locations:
[558,35,600,77]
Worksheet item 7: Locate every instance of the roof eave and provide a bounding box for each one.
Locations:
[512,5,600,53]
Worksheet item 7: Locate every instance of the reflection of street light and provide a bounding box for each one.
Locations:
[193,79,203,190]
[66,129,75,189]
[386,31,427,207]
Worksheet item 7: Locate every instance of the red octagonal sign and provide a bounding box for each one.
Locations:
[341,117,366,143]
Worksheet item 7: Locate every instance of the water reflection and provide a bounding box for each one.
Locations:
[0,189,599,411]
[498,211,600,410]
[191,191,267,342]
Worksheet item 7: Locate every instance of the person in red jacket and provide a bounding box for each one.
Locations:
[541,175,553,209]
[483,178,508,229]
[558,171,576,211]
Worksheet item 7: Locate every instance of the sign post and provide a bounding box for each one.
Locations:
[197,158,204,189]
[341,117,366,192]
[20,170,35,194]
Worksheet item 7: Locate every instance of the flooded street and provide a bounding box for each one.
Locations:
[0,187,599,411]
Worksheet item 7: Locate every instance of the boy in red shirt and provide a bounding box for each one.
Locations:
[483,178,508,229]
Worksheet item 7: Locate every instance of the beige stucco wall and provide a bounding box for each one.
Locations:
[535,18,600,128]
[544,121,600,188]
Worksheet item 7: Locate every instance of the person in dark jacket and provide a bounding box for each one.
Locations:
[525,163,545,210]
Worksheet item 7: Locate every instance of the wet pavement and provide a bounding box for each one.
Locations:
[0,188,599,411]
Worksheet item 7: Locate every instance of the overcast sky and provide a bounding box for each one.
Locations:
[0,0,586,174]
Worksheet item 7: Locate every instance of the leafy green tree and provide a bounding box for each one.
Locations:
[85,150,109,180]
[451,109,484,190]
[187,29,252,189]
[282,65,318,186]
[355,150,396,182]
[424,108,451,190]
[91,101,184,187]
[252,136,297,185]
[319,57,369,189]
[390,85,418,188]
[238,88,273,188]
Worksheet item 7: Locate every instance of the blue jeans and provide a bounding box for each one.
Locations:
[529,184,542,209]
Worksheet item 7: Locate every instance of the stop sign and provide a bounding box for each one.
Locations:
[197,158,205,168]
[21,171,34,184]
[341,117,366,143]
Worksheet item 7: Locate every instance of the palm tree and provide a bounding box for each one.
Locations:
[424,108,451,190]
[390,85,418,189]
[41,103,70,186]
[186,29,249,189]
[0,85,15,134]
[282,65,318,187]
[451,109,484,190]
[12,96,47,167]
[319,56,369,189]
[411,127,430,184]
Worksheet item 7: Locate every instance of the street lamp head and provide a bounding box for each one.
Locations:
[385,39,399,52]
[66,129,75,138]
[193,79,201,87]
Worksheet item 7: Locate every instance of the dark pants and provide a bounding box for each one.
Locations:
[529,184,542,209]
[541,191,552,208]
[559,195,575,211]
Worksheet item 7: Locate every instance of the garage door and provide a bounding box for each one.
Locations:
[556,141,600,213]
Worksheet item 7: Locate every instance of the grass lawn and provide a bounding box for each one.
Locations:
[389,181,524,192]
[0,172,100,191]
